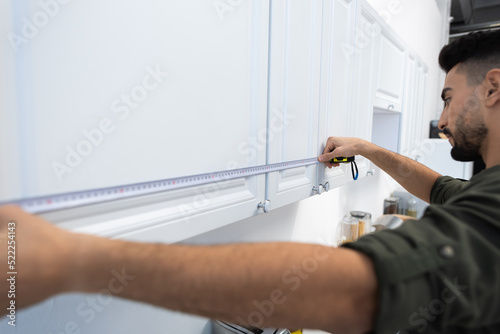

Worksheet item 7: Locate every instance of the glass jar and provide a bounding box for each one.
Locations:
[340,215,359,245]
[383,197,399,214]
[350,211,372,236]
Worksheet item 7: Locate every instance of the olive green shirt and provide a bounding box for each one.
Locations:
[344,165,500,333]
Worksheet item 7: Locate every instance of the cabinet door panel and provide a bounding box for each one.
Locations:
[374,31,406,111]
[318,0,356,188]
[413,62,428,161]
[5,0,267,201]
[32,1,271,242]
[400,52,428,161]
[349,0,380,180]
[400,54,418,157]
[266,0,323,209]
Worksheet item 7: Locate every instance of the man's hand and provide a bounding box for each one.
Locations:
[318,136,441,203]
[392,214,418,222]
[318,137,369,168]
[0,205,78,314]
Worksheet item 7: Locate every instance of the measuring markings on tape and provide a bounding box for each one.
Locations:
[0,157,321,214]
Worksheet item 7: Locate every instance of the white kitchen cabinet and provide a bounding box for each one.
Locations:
[400,51,428,160]
[373,22,406,112]
[39,0,271,243]
[6,0,430,242]
[400,53,418,157]
[318,0,357,190]
[414,61,428,160]
[265,0,323,210]
[347,0,381,180]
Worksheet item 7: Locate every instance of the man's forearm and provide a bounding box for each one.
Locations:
[70,235,377,333]
[359,141,441,203]
[0,206,378,333]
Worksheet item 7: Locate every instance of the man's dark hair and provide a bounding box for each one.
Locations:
[439,29,500,85]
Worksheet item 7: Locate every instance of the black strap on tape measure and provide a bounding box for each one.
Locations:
[330,156,359,180]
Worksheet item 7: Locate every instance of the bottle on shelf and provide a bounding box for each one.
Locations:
[407,197,417,218]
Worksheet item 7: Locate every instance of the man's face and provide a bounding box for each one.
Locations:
[438,66,489,161]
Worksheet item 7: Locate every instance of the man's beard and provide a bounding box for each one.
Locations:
[444,109,488,162]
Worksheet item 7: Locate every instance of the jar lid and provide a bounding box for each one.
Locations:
[384,197,399,203]
[350,211,371,219]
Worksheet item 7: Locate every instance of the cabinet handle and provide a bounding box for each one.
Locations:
[387,104,395,110]
[312,186,323,195]
[258,199,271,213]
[322,182,330,192]
[313,182,330,195]
[366,169,375,176]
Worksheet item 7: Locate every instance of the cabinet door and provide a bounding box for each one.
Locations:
[413,61,428,161]
[348,0,381,180]
[266,0,323,210]
[36,1,270,243]
[400,53,418,157]
[400,53,428,160]
[373,24,406,111]
[318,0,357,189]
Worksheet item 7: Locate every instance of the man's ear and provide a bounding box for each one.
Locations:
[484,69,500,107]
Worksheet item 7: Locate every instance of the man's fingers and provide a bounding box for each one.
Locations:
[320,159,334,168]
[318,153,342,169]
[320,148,345,162]
[322,144,334,155]
[322,137,337,153]
[319,138,343,167]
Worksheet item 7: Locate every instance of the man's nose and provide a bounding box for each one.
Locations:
[438,108,448,130]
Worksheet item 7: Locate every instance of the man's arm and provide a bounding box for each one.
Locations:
[319,137,441,203]
[0,205,378,333]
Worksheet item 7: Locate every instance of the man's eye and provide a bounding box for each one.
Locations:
[443,98,451,107]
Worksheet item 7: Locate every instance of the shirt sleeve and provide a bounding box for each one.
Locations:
[430,175,470,204]
[342,202,500,333]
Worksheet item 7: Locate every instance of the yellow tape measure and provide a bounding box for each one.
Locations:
[329,156,358,180]
[329,156,355,163]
